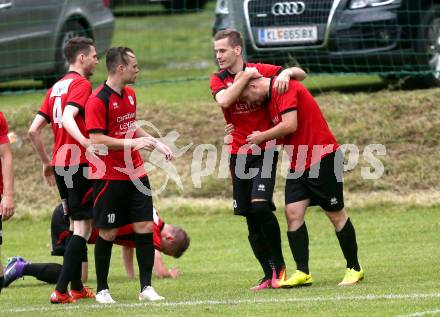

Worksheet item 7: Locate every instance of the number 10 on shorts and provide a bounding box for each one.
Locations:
[108,213,115,224]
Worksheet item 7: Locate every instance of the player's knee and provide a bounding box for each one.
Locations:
[325,209,347,230]
[73,219,93,239]
[99,229,117,241]
[285,205,306,230]
[251,200,273,215]
[245,213,261,235]
[133,221,153,234]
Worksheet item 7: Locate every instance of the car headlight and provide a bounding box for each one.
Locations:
[349,0,395,9]
[215,0,229,15]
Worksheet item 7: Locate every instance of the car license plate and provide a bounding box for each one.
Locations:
[258,26,318,45]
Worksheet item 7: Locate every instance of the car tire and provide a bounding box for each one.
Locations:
[43,20,88,88]
[409,4,440,88]
[162,0,207,11]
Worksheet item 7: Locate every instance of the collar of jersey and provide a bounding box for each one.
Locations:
[103,81,124,98]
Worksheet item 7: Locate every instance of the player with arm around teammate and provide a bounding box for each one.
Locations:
[241,76,364,288]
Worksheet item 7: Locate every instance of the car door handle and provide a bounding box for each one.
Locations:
[0,2,12,10]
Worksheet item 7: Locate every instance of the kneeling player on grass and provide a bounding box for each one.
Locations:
[241,76,364,287]
[3,204,190,287]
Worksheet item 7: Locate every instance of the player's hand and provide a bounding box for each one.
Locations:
[244,67,263,79]
[224,123,234,135]
[0,194,15,221]
[224,123,234,145]
[168,268,181,278]
[61,199,69,216]
[43,163,56,187]
[81,138,91,150]
[133,137,156,152]
[155,141,174,161]
[246,131,264,145]
[274,70,290,94]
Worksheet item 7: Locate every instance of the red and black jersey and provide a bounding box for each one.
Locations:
[85,82,145,180]
[38,71,91,167]
[268,77,339,171]
[210,63,282,154]
[0,112,10,195]
[52,205,164,255]
[87,208,164,250]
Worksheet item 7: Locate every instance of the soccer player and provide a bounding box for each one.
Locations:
[0,112,15,294]
[86,47,173,303]
[28,37,98,303]
[209,29,306,291]
[3,204,190,287]
[241,76,364,287]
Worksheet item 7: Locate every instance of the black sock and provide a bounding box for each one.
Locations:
[0,276,3,293]
[135,233,154,291]
[336,218,360,271]
[55,235,86,293]
[23,263,62,284]
[252,202,285,268]
[94,236,113,292]
[70,243,88,291]
[287,222,309,274]
[246,215,273,279]
[260,212,285,268]
[248,234,273,279]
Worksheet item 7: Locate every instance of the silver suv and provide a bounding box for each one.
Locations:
[0,0,115,86]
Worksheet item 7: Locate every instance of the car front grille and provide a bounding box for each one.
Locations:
[247,0,334,28]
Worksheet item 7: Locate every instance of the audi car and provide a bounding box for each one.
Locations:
[213,0,440,87]
[0,0,114,87]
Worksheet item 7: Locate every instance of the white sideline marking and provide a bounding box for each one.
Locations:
[5,293,440,314]
[397,309,440,317]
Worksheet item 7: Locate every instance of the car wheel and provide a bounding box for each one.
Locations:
[43,20,88,87]
[410,4,440,87]
[163,0,207,11]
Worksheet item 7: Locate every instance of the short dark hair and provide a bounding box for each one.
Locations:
[64,37,95,64]
[214,29,243,48]
[170,226,190,258]
[106,47,135,73]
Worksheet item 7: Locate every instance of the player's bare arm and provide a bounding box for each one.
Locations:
[246,111,298,145]
[62,105,90,149]
[122,246,135,278]
[136,127,174,160]
[215,67,262,109]
[0,141,14,220]
[28,115,55,186]
[89,132,155,151]
[274,67,307,94]
[153,250,180,279]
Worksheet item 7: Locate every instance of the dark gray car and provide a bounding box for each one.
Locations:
[214,0,440,87]
[0,0,114,86]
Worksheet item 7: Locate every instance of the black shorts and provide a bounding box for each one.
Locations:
[285,150,344,212]
[230,150,278,216]
[50,204,71,256]
[54,164,93,221]
[93,176,153,229]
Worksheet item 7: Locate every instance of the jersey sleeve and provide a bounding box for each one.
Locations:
[37,91,52,123]
[210,74,227,99]
[256,63,283,77]
[66,79,92,112]
[0,112,9,144]
[276,82,298,115]
[85,97,107,134]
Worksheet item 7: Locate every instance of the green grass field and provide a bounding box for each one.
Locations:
[1,203,440,316]
[1,2,440,317]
